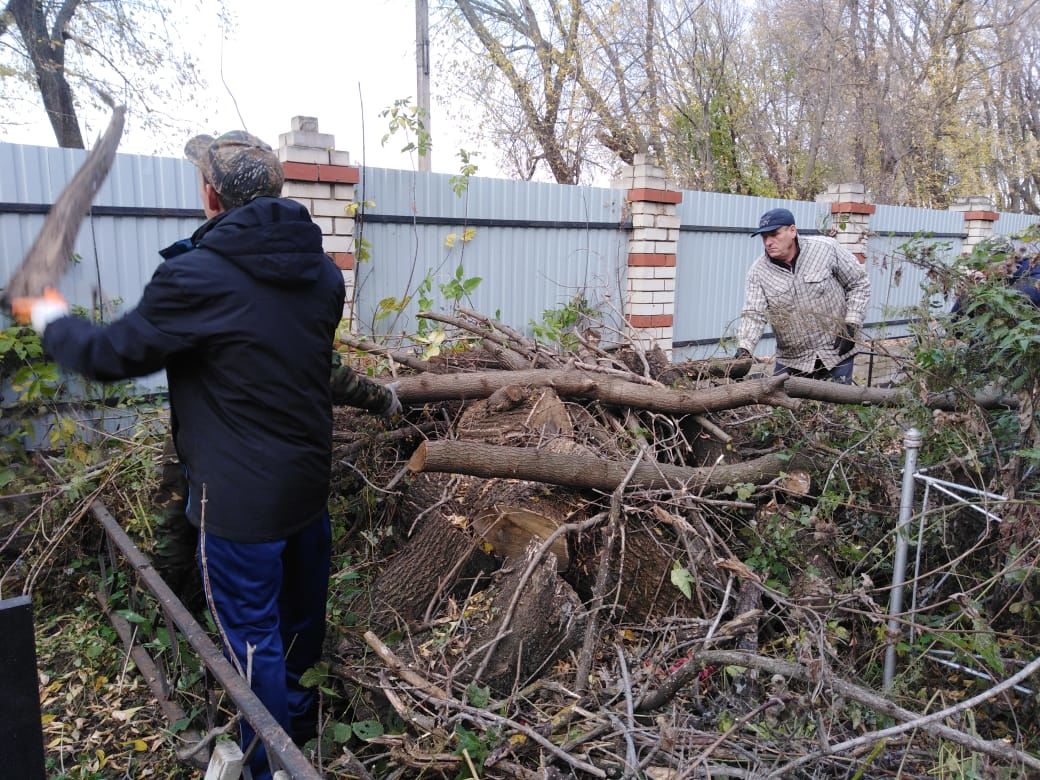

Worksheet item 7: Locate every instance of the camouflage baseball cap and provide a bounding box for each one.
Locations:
[184,130,284,208]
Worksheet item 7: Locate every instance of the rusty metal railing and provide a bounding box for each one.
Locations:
[91,500,323,779]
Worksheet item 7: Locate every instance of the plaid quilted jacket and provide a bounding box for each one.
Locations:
[736,235,871,372]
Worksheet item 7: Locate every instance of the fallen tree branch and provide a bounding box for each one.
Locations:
[408,440,804,493]
[575,453,646,693]
[4,103,126,301]
[676,650,1040,773]
[366,630,607,778]
[391,368,800,414]
[363,630,449,700]
[420,310,559,367]
[783,377,1017,410]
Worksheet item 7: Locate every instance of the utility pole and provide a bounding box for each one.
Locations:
[415,0,432,172]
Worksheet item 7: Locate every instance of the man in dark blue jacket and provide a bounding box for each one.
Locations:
[14,131,396,778]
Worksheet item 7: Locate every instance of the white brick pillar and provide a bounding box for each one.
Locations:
[613,153,682,356]
[815,182,874,263]
[949,196,999,255]
[277,116,359,318]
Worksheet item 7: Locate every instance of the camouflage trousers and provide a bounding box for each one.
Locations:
[152,434,203,612]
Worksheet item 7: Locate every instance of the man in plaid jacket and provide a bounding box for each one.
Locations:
[734,208,871,383]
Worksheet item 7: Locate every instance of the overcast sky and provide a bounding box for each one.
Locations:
[1,0,488,176]
[201,0,477,173]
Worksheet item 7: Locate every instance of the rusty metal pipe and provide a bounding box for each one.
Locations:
[90,501,324,780]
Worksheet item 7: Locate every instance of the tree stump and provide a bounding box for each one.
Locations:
[457,541,586,694]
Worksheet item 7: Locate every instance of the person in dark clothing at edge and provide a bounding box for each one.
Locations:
[13,131,401,779]
[950,239,1040,317]
[733,207,871,383]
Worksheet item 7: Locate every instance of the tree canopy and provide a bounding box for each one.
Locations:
[440,0,1040,210]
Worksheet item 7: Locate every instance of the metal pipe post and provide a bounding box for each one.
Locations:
[883,427,923,690]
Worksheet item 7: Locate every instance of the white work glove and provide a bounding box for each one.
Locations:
[383,381,403,417]
[11,288,69,335]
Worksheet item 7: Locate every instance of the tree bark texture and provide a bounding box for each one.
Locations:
[357,509,497,634]
[4,101,124,299]
[567,519,701,623]
[408,440,801,493]
[393,369,795,414]
[456,542,585,694]
[784,376,1016,410]
[8,0,85,148]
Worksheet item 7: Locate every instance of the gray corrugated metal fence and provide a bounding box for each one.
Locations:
[995,211,1040,236]
[2,141,1039,398]
[354,167,628,341]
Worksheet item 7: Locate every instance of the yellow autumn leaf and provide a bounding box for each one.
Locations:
[444,232,458,248]
[125,739,149,752]
[461,227,477,243]
[95,749,107,768]
[41,713,56,725]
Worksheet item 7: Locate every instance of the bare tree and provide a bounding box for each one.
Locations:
[445,0,667,183]
[0,0,225,148]
[442,0,1040,212]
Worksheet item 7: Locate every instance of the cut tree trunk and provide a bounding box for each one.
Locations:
[568,519,701,623]
[408,440,804,493]
[458,386,574,444]
[463,475,585,570]
[392,369,798,414]
[456,542,585,694]
[455,387,589,567]
[358,507,497,634]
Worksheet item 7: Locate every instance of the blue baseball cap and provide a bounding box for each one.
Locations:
[750,208,796,236]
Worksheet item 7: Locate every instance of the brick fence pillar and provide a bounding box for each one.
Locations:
[948,196,999,255]
[815,182,874,262]
[613,153,682,356]
[277,116,360,317]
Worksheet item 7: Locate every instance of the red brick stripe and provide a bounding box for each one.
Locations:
[281,162,361,185]
[830,202,876,215]
[627,188,682,204]
[317,165,360,184]
[628,253,676,267]
[282,161,319,181]
[962,210,999,221]
[628,314,673,328]
[329,252,354,270]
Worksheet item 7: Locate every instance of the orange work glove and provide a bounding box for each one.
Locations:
[10,287,69,334]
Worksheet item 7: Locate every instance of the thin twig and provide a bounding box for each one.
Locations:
[574,448,647,693]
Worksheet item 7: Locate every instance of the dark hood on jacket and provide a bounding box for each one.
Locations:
[192,196,328,287]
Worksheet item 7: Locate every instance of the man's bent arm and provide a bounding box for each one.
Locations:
[330,354,395,413]
[42,263,197,381]
[833,245,871,325]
